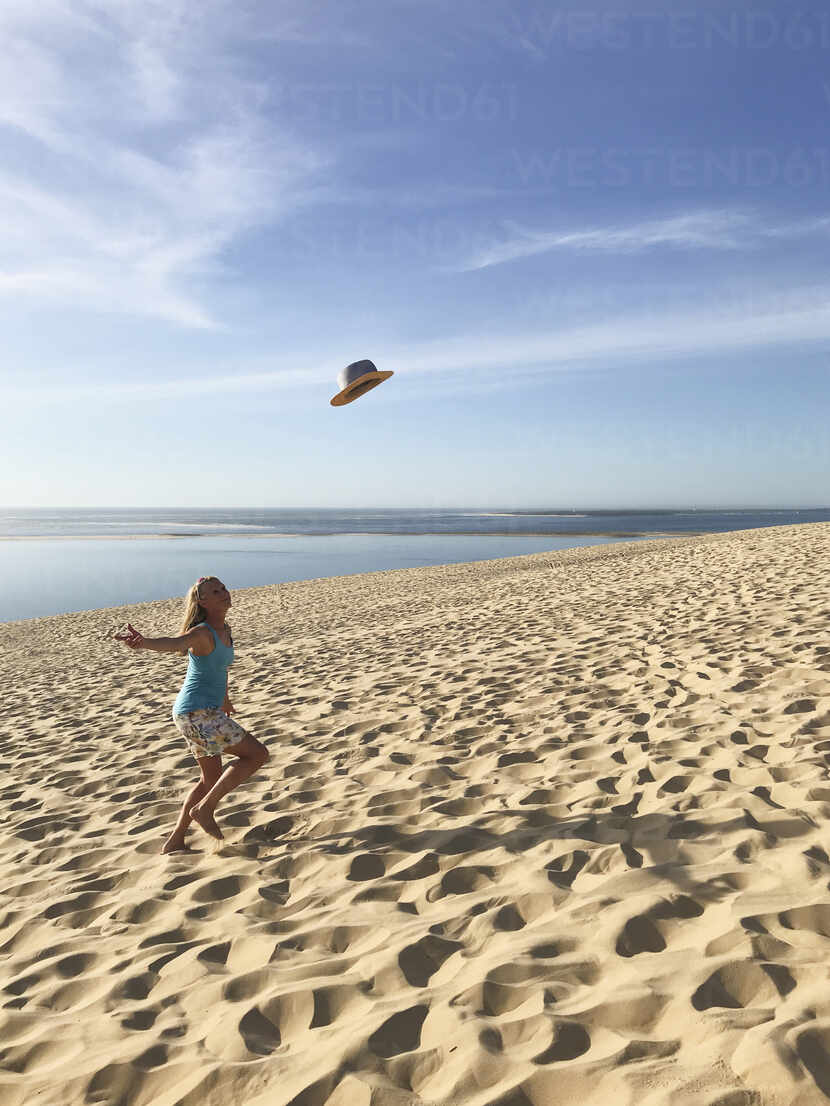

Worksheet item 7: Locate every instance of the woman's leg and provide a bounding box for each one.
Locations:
[190,734,269,841]
[162,756,223,853]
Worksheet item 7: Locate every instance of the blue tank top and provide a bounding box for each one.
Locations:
[172,623,234,716]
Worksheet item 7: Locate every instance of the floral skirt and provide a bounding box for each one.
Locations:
[173,708,248,761]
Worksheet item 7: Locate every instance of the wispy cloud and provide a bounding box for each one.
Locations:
[0,1,328,327]
[454,209,830,272]
[10,285,830,404]
[380,293,830,376]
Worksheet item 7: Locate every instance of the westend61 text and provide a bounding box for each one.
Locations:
[272,83,518,124]
[500,10,830,51]
[512,148,830,189]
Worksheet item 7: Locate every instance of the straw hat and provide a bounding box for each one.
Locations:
[330,359,394,407]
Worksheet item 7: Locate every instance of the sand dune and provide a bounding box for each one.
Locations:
[2,523,830,1105]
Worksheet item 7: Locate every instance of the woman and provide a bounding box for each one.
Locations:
[116,576,268,853]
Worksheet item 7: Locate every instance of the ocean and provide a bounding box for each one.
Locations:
[2,507,827,623]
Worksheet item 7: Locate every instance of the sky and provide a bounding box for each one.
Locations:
[2,0,829,509]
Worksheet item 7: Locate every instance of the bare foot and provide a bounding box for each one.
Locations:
[161,834,191,854]
[190,803,224,842]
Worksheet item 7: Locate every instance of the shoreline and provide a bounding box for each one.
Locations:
[0,522,809,630]
[0,531,684,626]
[4,532,690,627]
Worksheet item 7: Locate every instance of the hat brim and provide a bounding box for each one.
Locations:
[330,370,394,407]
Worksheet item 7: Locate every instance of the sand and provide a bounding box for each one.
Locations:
[1,522,830,1106]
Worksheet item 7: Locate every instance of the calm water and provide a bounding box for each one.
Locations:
[1,533,649,622]
[1,507,826,623]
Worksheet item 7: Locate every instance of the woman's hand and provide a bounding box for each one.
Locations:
[115,623,145,649]
[223,696,236,716]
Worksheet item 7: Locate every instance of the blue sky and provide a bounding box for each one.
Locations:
[2,0,829,508]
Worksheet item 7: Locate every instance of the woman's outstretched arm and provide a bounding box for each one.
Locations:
[115,623,211,654]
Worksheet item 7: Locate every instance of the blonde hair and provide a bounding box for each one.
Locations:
[180,575,219,634]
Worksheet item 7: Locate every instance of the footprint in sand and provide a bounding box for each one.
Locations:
[615,895,704,957]
[692,960,796,1010]
[368,1005,429,1057]
[398,934,463,986]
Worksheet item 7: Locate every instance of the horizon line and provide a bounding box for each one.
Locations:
[2,505,828,513]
